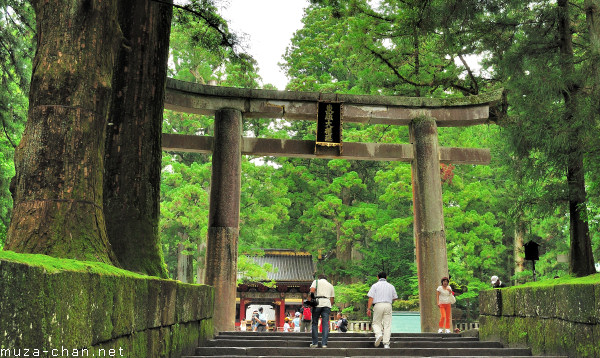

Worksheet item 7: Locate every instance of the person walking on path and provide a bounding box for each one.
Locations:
[436,277,454,333]
[367,272,398,348]
[308,274,335,348]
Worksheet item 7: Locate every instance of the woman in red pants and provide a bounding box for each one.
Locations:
[436,277,454,333]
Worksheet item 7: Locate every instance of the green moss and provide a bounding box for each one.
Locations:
[0,252,214,357]
[480,276,600,358]
[502,288,516,316]
[526,317,547,355]
[555,283,598,324]
[0,250,160,279]
[129,331,149,357]
[508,273,600,288]
[111,276,136,337]
[0,262,47,348]
[199,318,214,343]
[42,270,94,348]
[410,115,435,127]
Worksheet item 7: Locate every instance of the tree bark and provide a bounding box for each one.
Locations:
[335,187,353,284]
[103,0,172,277]
[5,0,121,264]
[196,239,207,284]
[513,218,525,283]
[558,0,596,276]
[177,242,193,283]
[586,0,600,111]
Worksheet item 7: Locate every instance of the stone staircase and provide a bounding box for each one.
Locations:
[184,331,566,357]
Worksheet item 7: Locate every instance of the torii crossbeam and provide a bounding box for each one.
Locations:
[162,78,502,333]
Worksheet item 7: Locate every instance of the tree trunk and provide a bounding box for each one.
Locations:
[566,156,595,276]
[513,219,525,284]
[558,0,596,276]
[335,220,353,284]
[196,239,207,284]
[103,0,172,277]
[177,242,194,283]
[586,0,600,110]
[335,187,353,284]
[5,0,121,264]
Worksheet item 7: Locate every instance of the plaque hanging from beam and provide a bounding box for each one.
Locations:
[315,101,343,155]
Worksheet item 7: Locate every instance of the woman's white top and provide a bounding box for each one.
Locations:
[437,285,454,304]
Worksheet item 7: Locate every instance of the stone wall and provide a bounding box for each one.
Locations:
[0,251,214,358]
[479,275,600,357]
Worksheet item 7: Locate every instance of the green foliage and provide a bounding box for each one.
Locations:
[333,282,370,318]
[169,0,257,85]
[393,299,420,312]
[0,0,32,248]
[237,254,277,286]
[475,0,599,275]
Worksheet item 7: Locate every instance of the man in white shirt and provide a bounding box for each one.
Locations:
[308,274,335,348]
[367,272,398,348]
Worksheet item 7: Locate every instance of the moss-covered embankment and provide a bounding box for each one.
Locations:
[0,251,214,357]
[479,274,600,357]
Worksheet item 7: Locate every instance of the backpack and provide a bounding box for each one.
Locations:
[302,306,312,321]
[339,318,348,332]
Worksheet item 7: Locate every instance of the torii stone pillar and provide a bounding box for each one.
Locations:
[205,108,242,332]
[410,116,449,332]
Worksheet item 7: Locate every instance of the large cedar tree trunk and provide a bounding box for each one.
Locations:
[5,0,121,264]
[558,0,596,276]
[335,187,354,284]
[103,0,172,277]
[586,0,600,110]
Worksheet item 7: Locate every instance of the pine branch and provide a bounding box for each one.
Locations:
[1,116,17,149]
[151,0,236,50]
[366,46,422,87]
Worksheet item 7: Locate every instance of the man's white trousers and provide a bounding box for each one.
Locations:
[372,302,393,344]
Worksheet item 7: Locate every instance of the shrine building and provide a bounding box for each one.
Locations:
[237,249,315,330]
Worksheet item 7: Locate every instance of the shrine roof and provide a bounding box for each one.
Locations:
[244,249,315,282]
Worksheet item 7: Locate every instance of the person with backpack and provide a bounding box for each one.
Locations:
[336,312,348,332]
[300,302,312,332]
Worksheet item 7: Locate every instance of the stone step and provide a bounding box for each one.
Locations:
[205,338,504,349]
[188,331,567,357]
[217,331,466,338]
[190,347,533,356]
[214,335,479,342]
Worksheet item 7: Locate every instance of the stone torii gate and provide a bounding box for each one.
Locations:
[162,78,502,333]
